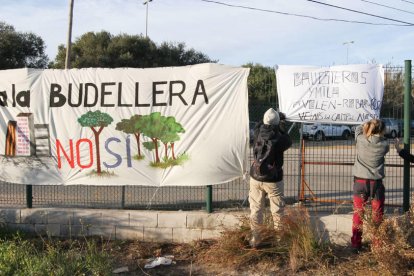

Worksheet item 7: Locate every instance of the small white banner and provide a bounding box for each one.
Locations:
[277,64,384,124]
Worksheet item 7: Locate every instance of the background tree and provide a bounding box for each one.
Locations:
[78,110,113,174]
[242,63,276,102]
[381,70,404,117]
[0,21,48,69]
[381,65,414,118]
[116,115,144,159]
[50,31,215,68]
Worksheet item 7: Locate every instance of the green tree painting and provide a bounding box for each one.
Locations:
[138,112,187,167]
[78,110,113,174]
[140,112,165,163]
[115,115,145,160]
[159,117,185,160]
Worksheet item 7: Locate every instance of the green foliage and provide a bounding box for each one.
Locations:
[0,21,48,69]
[116,115,145,158]
[78,110,113,174]
[150,153,189,168]
[0,236,112,275]
[50,31,215,69]
[78,110,113,128]
[140,112,166,141]
[143,141,157,150]
[116,115,142,134]
[242,63,277,102]
[139,112,186,165]
[159,116,185,144]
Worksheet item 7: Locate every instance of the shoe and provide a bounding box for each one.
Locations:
[351,246,362,254]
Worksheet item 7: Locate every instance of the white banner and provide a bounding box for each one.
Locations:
[0,63,250,186]
[277,64,384,124]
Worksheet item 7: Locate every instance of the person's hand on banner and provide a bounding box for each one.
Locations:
[395,138,403,153]
[278,112,286,133]
[278,112,286,121]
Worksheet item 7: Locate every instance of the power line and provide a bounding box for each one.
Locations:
[200,0,413,26]
[402,0,414,5]
[361,0,414,15]
[306,0,414,25]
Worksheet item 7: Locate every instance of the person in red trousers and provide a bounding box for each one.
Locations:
[351,119,389,252]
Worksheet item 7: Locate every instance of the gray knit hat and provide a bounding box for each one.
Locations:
[263,108,280,125]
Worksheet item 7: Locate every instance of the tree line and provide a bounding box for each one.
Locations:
[1,21,411,110]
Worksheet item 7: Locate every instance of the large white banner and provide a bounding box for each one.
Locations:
[0,63,250,186]
[277,64,384,124]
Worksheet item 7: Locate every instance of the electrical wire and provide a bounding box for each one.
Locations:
[200,0,413,26]
[361,0,414,15]
[402,0,414,5]
[306,0,414,25]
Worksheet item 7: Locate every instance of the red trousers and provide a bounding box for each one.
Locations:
[351,178,385,249]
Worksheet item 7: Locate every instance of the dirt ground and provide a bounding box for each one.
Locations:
[108,240,413,276]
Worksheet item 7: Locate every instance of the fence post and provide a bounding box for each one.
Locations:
[403,60,412,212]
[297,123,303,202]
[121,186,126,209]
[26,185,32,208]
[206,185,213,213]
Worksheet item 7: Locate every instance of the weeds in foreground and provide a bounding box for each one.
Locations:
[198,206,331,273]
[0,234,113,275]
[363,201,414,274]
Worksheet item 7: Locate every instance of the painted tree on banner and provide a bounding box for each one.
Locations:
[78,110,113,174]
[159,117,185,160]
[139,112,186,166]
[116,115,145,160]
[141,112,164,164]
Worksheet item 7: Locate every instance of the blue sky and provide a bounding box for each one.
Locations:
[1,0,413,67]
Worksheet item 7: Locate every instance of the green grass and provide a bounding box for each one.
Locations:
[150,153,189,168]
[0,234,113,276]
[133,154,145,160]
[86,169,116,178]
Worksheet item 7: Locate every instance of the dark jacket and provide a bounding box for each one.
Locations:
[399,149,414,163]
[250,123,292,182]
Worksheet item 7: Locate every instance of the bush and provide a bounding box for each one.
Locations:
[198,206,330,273]
[364,202,414,274]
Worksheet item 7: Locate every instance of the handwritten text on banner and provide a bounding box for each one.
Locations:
[276,64,384,124]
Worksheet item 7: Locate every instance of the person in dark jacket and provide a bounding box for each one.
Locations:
[395,138,414,162]
[351,119,389,252]
[249,108,292,248]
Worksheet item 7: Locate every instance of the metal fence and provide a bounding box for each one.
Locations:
[0,65,412,213]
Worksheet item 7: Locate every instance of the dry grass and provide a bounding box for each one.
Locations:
[197,206,331,273]
[363,202,414,274]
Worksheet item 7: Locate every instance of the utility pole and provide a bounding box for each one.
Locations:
[65,0,74,69]
[143,0,153,38]
[343,41,354,64]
